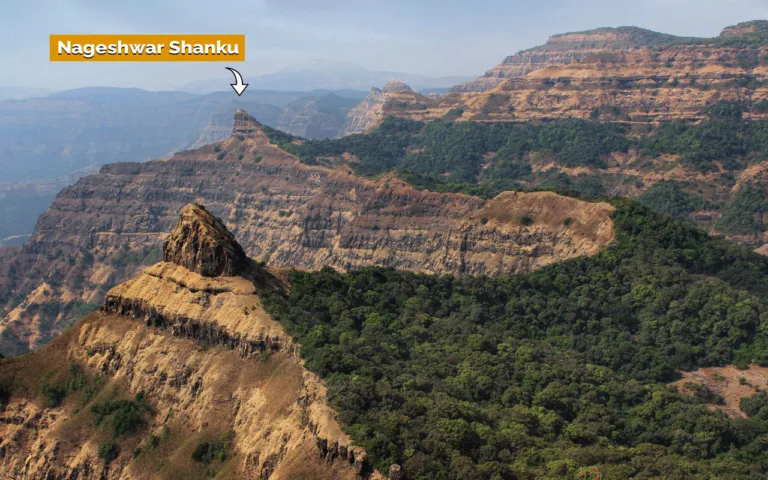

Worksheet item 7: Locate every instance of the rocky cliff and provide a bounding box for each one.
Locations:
[0,110,616,354]
[452,26,694,93]
[345,21,768,133]
[0,204,380,480]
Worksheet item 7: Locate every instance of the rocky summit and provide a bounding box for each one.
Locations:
[162,204,247,277]
[0,204,379,480]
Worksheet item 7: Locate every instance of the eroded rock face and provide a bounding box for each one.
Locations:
[0,218,381,479]
[451,26,691,93]
[342,87,385,136]
[345,22,768,131]
[0,111,615,353]
[163,204,247,277]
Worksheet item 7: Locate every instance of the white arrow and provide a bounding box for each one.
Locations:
[225,67,248,96]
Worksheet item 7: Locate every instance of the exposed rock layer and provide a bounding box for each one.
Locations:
[0,206,380,480]
[452,24,733,93]
[0,112,616,353]
[346,22,768,132]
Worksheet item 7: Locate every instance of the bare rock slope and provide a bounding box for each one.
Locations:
[0,204,380,480]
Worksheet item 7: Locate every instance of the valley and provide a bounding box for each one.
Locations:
[4,15,768,480]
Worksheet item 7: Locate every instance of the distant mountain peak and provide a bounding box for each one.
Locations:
[537,25,693,52]
[452,19,768,93]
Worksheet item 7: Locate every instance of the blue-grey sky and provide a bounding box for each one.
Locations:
[2,0,768,90]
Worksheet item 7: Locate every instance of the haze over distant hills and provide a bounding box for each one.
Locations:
[182,60,475,94]
[0,85,367,243]
[0,86,57,101]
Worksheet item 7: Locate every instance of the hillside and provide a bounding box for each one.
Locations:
[0,110,618,355]
[0,204,378,479]
[4,168,768,479]
[6,190,768,478]
[261,198,768,478]
[451,21,763,93]
[276,107,768,249]
[345,20,768,132]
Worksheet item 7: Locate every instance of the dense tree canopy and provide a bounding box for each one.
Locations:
[263,201,768,479]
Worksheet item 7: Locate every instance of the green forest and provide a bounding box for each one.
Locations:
[265,101,768,237]
[263,200,768,479]
[266,101,767,178]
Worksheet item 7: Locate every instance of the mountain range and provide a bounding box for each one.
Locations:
[4,19,768,480]
[0,86,368,243]
[182,59,476,94]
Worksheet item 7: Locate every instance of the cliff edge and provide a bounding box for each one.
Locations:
[0,204,381,480]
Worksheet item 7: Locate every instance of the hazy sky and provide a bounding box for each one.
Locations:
[2,0,768,90]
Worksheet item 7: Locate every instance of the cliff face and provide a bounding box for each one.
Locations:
[342,81,415,135]
[451,26,695,93]
[0,204,378,480]
[345,22,768,133]
[347,46,768,131]
[342,87,386,136]
[0,111,615,354]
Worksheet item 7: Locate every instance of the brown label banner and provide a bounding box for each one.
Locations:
[50,34,245,62]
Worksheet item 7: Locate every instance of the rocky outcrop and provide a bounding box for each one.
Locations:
[0,111,616,353]
[720,20,768,38]
[342,87,386,136]
[163,204,247,277]
[342,81,416,135]
[0,205,381,480]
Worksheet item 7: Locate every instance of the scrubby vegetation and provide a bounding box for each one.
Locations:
[91,392,147,437]
[716,181,768,235]
[191,430,234,464]
[98,440,119,463]
[268,117,629,183]
[39,364,86,407]
[263,200,768,478]
[640,102,757,172]
[263,102,768,242]
[638,181,711,223]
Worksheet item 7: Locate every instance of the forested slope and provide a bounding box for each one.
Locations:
[267,102,768,248]
[263,200,768,479]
